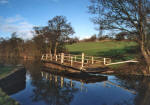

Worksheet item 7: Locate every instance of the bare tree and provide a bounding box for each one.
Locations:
[88,0,150,73]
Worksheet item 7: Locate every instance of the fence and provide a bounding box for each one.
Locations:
[41,53,111,70]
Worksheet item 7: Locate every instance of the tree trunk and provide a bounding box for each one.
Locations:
[140,43,150,73]
[54,42,58,56]
[49,42,52,54]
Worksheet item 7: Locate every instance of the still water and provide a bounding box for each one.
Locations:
[1,60,150,105]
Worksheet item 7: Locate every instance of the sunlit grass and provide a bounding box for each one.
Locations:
[66,41,139,61]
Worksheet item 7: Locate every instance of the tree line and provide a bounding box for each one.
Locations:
[0,16,75,59]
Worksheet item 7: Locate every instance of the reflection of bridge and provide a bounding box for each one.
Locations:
[41,71,136,94]
[105,81,136,94]
[41,69,107,84]
[41,71,107,92]
[41,71,86,91]
[41,53,113,73]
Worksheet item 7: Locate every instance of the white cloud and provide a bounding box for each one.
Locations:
[0,15,34,40]
[5,15,23,23]
[0,0,8,4]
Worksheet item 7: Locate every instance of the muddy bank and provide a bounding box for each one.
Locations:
[108,62,150,76]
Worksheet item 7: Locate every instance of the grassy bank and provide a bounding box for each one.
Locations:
[66,41,139,61]
[0,89,20,105]
[0,65,20,105]
[0,65,16,79]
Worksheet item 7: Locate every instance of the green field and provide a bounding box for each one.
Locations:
[66,41,139,61]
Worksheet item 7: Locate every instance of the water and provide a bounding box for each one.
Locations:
[1,60,150,105]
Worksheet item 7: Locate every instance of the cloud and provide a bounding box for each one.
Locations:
[0,0,8,4]
[0,15,34,40]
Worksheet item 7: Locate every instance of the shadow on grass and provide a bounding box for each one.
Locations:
[69,51,82,55]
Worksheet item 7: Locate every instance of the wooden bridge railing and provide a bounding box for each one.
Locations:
[41,53,111,70]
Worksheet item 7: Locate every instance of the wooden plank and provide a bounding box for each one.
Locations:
[106,60,138,66]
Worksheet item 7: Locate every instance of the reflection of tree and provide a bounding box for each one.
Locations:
[115,76,150,105]
[24,61,79,105]
[24,60,42,81]
[31,76,78,105]
[134,78,150,105]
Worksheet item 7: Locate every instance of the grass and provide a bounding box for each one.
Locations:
[0,88,20,105]
[0,65,15,79]
[108,63,126,69]
[66,41,139,61]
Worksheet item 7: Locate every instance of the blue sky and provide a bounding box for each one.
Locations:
[0,0,98,39]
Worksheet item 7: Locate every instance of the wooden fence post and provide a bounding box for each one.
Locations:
[71,56,73,66]
[61,53,64,64]
[104,58,106,65]
[81,53,84,69]
[92,56,94,64]
[55,55,58,61]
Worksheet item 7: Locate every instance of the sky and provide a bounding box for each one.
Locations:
[0,0,98,40]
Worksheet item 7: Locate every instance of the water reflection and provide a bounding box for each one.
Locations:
[41,71,85,91]
[31,72,79,105]
[1,60,150,105]
[114,76,150,105]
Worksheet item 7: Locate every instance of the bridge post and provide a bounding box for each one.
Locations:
[55,55,58,61]
[61,53,64,64]
[81,53,84,70]
[92,56,94,64]
[71,56,73,66]
[104,58,106,65]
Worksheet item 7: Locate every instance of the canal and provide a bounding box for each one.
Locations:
[1,60,150,105]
